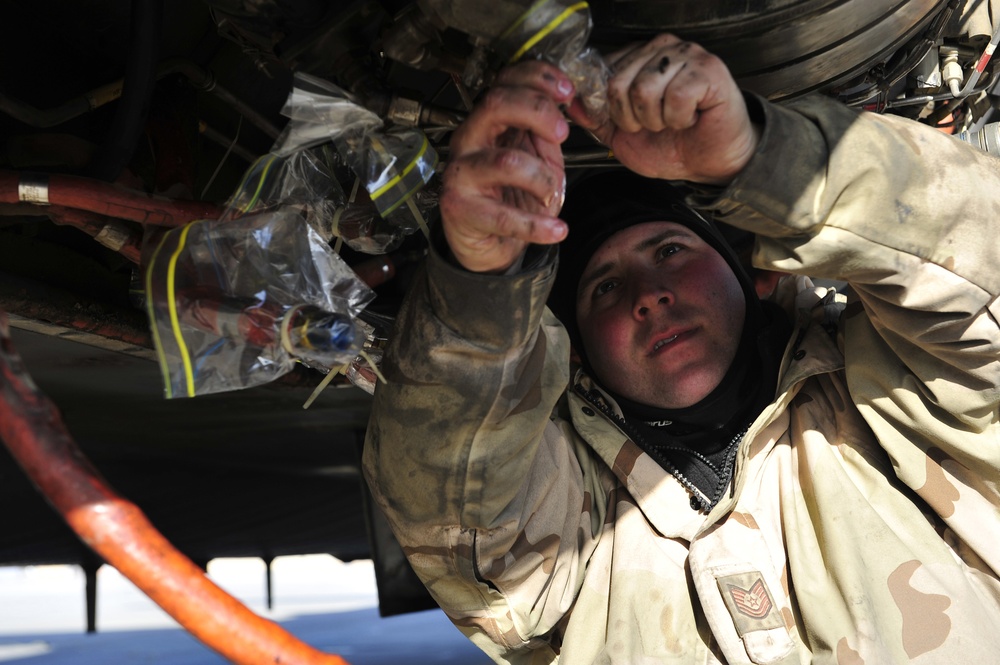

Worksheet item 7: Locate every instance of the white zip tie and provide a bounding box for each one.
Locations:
[302,364,344,409]
[405,195,430,239]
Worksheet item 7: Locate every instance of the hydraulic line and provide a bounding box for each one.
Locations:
[0,170,222,226]
[0,311,351,665]
[0,203,143,264]
[48,207,144,264]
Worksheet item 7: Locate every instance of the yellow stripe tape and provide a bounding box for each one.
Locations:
[498,0,549,42]
[369,135,430,201]
[242,154,279,213]
[509,1,588,63]
[165,223,198,397]
[145,235,174,398]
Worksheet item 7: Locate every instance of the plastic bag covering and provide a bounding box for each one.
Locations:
[273,73,439,230]
[332,179,439,255]
[220,146,346,242]
[144,209,375,398]
[493,0,610,124]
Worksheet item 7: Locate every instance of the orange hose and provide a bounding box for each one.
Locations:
[0,170,222,226]
[0,312,350,665]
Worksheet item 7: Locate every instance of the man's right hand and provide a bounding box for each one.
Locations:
[440,62,574,274]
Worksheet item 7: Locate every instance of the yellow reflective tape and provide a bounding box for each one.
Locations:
[228,154,268,210]
[369,135,430,201]
[498,0,549,42]
[145,234,174,398]
[242,154,279,213]
[509,1,588,63]
[165,223,198,397]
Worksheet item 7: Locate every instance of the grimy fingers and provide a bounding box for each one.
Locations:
[494,60,576,104]
[441,186,564,273]
[606,34,713,133]
[454,193,566,248]
[450,84,570,157]
[441,149,564,242]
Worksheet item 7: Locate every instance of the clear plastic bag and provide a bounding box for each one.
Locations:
[329,177,440,255]
[144,209,375,398]
[220,146,346,240]
[493,0,611,125]
[274,73,439,243]
[143,71,449,398]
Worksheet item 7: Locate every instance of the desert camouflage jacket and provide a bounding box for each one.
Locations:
[362,94,1000,664]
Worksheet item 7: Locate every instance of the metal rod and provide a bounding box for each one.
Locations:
[0,58,282,141]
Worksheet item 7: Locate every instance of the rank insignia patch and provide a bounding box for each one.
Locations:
[716,572,784,635]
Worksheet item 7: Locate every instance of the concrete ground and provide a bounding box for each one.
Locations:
[0,556,491,664]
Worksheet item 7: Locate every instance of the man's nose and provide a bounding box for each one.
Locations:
[632,278,673,320]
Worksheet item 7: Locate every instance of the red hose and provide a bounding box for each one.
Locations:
[0,312,350,665]
[0,170,222,226]
[46,206,144,264]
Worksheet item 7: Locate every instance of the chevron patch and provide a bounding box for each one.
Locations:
[729,578,772,618]
[716,572,784,635]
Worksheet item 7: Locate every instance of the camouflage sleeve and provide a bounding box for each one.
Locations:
[703,95,1000,559]
[362,239,607,660]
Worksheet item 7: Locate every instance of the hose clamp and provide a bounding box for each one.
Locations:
[18,173,51,205]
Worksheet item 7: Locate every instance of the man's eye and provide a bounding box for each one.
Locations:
[595,280,617,296]
[656,244,681,261]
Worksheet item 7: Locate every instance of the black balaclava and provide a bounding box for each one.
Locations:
[548,170,791,508]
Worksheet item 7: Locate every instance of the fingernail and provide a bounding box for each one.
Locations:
[556,118,569,139]
[557,79,573,97]
[547,218,567,240]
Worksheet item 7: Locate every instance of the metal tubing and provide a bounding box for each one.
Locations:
[0,170,222,226]
[0,58,281,141]
[0,311,351,665]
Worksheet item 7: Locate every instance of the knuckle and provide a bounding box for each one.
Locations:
[493,149,524,172]
[630,74,658,101]
[480,87,512,113]
[651,33,678,48]
[690,48,716,67]
[492,207,515,235]
[607,78,629,105]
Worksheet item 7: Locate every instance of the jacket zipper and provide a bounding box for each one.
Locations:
[575,385,717,512]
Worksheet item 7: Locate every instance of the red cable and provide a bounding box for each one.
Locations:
[0,313,351,665]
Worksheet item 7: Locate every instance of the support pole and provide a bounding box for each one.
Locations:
[264,556,275,611]
[84,561,99,634]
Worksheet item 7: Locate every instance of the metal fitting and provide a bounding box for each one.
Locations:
[956,122,1000,154]
[940,46,964,97]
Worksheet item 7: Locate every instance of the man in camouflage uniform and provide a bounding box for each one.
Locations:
[363,33,1000,663]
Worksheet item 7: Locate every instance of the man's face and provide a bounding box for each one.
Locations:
[575,221,746,409]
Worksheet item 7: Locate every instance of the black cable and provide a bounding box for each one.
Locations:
[87,0,164,182]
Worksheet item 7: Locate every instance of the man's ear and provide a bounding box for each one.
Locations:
[753,270,784,299]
